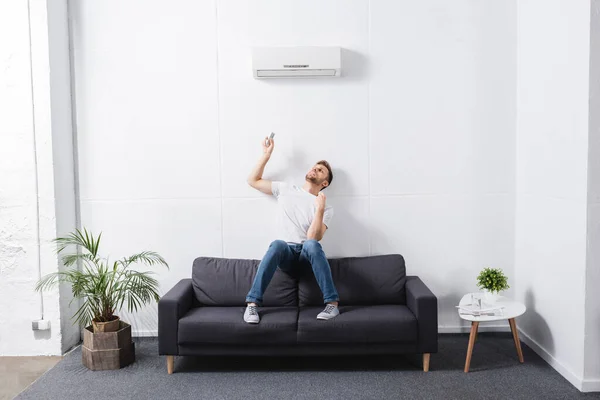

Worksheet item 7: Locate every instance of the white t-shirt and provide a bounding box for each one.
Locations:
[271,181,333,244]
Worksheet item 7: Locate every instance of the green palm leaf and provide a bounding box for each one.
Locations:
[54,228,101,257]
[61,253,97,268]
[118,251,168,268]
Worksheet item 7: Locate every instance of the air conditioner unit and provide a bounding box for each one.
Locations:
[252,46,342,78]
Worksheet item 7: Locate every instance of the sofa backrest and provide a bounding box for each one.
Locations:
[191,254,407,307]
[298,254,407,306]
[192,257,297,306]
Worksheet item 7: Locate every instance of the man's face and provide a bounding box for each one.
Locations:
[305,164,329,188]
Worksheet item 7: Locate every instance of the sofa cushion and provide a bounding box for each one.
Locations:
[192,257,298,306]
[297,305,417,343]
[178,307,298,345]
[298,254,406,306]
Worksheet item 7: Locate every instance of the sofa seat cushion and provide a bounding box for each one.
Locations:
[178,307,298,345]
[297,305,417,343]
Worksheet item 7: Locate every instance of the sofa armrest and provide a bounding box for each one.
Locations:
[406,276,438,353]
[158,279,194,355]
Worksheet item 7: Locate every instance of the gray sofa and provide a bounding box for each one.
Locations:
[158,254,438,374]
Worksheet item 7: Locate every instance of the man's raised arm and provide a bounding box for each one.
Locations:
[247,136,275,195]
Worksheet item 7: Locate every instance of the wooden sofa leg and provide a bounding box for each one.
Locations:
[423,353,430,372]
[167,356,174,374]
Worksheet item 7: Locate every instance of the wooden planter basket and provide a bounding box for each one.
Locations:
[82,321,135,371]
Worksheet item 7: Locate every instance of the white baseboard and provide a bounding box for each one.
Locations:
[581,379,600,392]
[517,329,586,392]
[133,330,158,337]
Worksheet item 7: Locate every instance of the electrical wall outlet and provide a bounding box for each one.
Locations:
[32,320,51,331]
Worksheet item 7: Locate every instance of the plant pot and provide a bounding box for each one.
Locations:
[92,316,120,333]
[483,290,500,304]
[82,321,135,371]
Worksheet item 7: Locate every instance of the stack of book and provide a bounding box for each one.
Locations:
[456,303,505,317]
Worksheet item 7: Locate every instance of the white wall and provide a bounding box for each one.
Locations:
[0,0,78,355]
[71,0,516,335]
[515,0,591,389]
[584,0,600,390]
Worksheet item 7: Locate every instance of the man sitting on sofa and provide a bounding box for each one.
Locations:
[244,135,339,324]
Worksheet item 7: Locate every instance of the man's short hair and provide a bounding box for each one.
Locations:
[317,160,333,190]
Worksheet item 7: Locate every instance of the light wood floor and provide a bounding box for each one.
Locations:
[0,356,61,400]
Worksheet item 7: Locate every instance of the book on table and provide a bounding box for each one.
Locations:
[456,303,505,316]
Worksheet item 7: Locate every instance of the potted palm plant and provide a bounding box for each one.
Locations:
[35,228,168,370]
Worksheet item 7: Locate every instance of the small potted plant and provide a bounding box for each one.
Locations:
[35,228,168,370]
[476,267,510,303]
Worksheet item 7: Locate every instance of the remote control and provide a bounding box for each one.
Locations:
[266,132,275,146]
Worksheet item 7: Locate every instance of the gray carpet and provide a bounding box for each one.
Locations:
[16,334,600,400]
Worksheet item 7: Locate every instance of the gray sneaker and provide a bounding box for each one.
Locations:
[317,304,340,320]
[244,305,260,324]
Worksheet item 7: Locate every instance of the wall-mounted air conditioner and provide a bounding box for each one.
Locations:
[252,46,342,78]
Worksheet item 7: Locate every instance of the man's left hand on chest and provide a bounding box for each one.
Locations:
[315,192,326,211]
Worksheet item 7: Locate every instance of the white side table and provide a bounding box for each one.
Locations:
[458,293,527,372]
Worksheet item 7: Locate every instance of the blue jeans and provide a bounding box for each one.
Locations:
[246,239,339,305]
